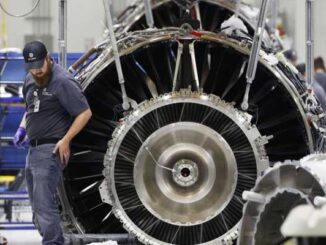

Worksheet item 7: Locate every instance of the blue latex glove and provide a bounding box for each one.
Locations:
[13,127,27,147]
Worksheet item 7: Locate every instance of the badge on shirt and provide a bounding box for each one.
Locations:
[34,99,40,112]
[33,90,40,113]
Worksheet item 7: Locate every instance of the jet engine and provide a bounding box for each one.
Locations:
[57,1,325,244]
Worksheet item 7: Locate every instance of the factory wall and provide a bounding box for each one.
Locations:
[247,0,326,63]
[0,0,132,52]
[1,0,326,60]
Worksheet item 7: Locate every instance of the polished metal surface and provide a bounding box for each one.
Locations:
[134,122,237,225]
[116,0,266,37]
[116,0,283,49]
[75,28,317,153]
[172,159,199,187]
[57,1,325,239]
[58,26,326,240]
[103,90,269,244]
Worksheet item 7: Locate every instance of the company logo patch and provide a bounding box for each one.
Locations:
[28,52,37,61]
[42,88,53,96]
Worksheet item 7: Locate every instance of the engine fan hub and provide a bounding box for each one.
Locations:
[104,91,269,244]
[173,159,199,186]
[134,122,238,225]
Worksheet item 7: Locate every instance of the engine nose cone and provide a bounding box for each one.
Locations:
[134,122,237,225]
[173,159,198,187]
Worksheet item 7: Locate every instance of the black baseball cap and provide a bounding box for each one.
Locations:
[296,63,306,76]
[283,49,297,63]
[23,41,48,70]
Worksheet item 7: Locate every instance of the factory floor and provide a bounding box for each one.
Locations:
[0,231,123,245]
[0,230,42,244]
[0,202,41,244]
[0,208,123,244]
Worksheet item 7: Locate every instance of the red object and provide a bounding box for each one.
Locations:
[191,31,203,38]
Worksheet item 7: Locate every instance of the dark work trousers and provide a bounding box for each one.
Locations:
[25,143,64,245]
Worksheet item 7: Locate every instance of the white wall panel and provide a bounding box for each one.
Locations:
[1,0,133,52]
[1,0,326,56]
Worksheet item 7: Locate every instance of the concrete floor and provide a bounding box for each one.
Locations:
[0,230,42,244]
[0,231,120,244]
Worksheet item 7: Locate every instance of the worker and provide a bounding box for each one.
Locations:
[314,56,326,91]
[296,63,326,115]
[13,40,92,245]
[283,49,298,66]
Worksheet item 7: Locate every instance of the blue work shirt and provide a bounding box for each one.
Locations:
[23,62,89,140]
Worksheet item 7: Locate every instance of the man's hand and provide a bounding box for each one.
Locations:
[53,138,70,168]
[52,108,91,168]
[13,127,26,147]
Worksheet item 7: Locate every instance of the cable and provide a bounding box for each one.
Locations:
[0,0,40,17]
[0,0,8,48]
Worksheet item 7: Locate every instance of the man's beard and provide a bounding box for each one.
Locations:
[32,64,51,87]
